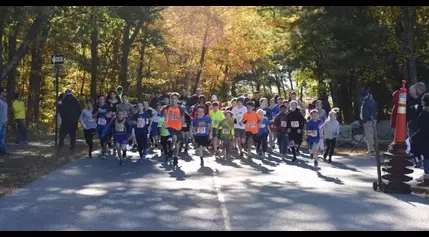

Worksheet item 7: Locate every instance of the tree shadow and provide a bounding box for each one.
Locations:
[168,167,186,181]
[198,166,214,176]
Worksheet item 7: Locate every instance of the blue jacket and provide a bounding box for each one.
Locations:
[361,98,377,123]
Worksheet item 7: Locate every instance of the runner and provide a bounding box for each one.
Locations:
[242,101,262,159]
[95,95,112,159]
[320,110,340,163]
[132,102,152,163]
[102,110,132,166]
[107,91,120,155]
[307,109,322,167]
[315,100,327,122]
[181,106,192,153]
[289,91,306,117]
[165,92,185,167]
[117,94,136,156]
[150,104,162,149]
[219,110,235,159]
[192,105,212,166]
[286,100,306,162]
[79,99,97,159]
[191,95,209,118]
[225,98,237,111]
[232,98,247,157]
[210,102,224,156]
[158,106,172,162]
[273,104,289,159]
[269,97,278,149]
[255,109,269,157]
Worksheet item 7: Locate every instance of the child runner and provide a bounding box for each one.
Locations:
[306,109,322,167]
[269,97,278,149]
[232,98,247,157]
[103,110,132,166]
[165,92,185,167]
[95,95,112,159]
[210,102,224,156]
[273,104,289,159]
[132,102,152,163]
[79,99,97,159]
[150,104,162,149]
[320,110,340,163]
[181,108,192,153]
[286,100,306,162]
[242,101,262,159]
[192,105,212,166]
[256,109,269,157]
[158,106,172,162]
[219,111,235,159]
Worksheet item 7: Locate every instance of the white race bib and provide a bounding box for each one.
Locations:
[137,118,146,128]
[309,130,317,137]
[116,124,125,132]
[291,121,299,128]
[260,123,266,128]
[97,118,107,126]
[281,121,287,127]
[248,122,256,128]
[197,127,206,134]
[183,123,187,128]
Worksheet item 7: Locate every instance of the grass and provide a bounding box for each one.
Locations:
[0,135,88,197]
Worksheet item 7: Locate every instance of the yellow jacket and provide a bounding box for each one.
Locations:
[12,100,26,120]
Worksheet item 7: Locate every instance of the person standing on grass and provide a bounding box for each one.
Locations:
[58,89,81,151]
[320,110,340,163]
[79,99,97,159]
[12,93,28,145]
[0,87,8,155]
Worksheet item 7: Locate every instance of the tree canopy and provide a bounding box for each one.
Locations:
[0,6,427,133]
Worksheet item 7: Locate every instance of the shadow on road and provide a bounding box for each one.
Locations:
[215,158,242,168]
[198,166,214,176]
[316,172,344,185]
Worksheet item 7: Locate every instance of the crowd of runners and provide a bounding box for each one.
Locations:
[78,88,340,169]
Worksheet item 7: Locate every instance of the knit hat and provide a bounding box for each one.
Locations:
[360,89,370,98]
[65,89,72,95]
[211,94,218,101]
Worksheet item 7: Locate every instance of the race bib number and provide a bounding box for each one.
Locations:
[97,118,107,126]
[168,113,179,120]
[223,128,231,134]
[116,124,125,132]
[183,123,187,128]
[260,123,266,128]
[281,121,287,127]
[137,118,145,128]
[248,122,256,128]
[197,127,206,134]
[291,121,299,128]
[309,130,317,137]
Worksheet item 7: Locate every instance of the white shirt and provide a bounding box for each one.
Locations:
[232,106,247,129]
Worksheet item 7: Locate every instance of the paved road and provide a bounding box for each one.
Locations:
[1,147,429,231]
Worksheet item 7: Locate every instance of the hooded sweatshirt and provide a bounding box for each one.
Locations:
[320,118,340,140]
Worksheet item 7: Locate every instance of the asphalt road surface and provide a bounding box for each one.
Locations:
[1,146,429,231]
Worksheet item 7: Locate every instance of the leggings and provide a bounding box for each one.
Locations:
[324,138,336,158]
[256,133,268,153]
[84,128,96,155]
[160,136,172,157]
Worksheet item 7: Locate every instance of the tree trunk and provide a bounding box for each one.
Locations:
[193,27,209,94]
[7,34,17,104]
[90,28,98,101]
[288,70,294,91]
[80,43,87,97]
[402,6,417,84]
[0,7,7,67]
[110,30,121,89]
[136,36,147,100]
[27,23,49,123]
[0,6,50,81]
[119,21,142,93]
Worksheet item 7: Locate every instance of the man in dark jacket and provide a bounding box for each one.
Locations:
[407,82,427,137]
[188,87,203,109]
[360,89,377,156]
[309,92,331,113]
[149,90,162,109]
[58,89,82,150]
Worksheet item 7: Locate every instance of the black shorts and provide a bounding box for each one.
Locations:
[212,128,222,139]
[245,132,257,142]
[195,135,210,147]
[168,128,183,141]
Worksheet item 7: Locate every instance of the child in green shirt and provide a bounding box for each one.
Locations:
[158,106,172,163]
[219,110,235,159]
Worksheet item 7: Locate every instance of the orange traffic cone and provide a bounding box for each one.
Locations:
[389,80,408,153]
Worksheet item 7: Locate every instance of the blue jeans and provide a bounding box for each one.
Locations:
[277,132,288,155]
[0,122,7,149]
